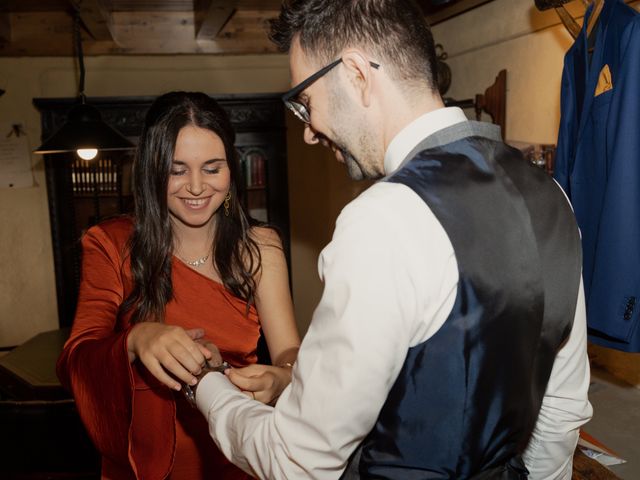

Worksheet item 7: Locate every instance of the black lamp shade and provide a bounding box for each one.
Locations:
[34,103,134,154]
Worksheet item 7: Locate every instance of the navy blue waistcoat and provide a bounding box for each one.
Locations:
[356,134,582,479]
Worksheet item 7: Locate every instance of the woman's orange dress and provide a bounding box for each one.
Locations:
[57,217,260,480]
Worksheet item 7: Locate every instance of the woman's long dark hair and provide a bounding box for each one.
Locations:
[121,91,261,324]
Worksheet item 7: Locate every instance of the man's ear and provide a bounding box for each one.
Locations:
[340,49,375,107]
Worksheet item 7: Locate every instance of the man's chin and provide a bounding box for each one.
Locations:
[322,138,371,180]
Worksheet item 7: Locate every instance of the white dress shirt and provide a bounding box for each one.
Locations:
[197,107,593,480]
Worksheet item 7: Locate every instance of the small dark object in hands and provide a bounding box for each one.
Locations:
[182,341,230,407]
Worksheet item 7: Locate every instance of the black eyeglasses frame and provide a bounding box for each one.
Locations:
[282,58,380,123]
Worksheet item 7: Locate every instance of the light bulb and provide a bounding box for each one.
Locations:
[77,148,98,160]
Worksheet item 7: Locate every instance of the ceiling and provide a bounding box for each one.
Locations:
[0,0,494,56]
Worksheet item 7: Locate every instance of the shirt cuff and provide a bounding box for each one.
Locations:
[195,371,238,414]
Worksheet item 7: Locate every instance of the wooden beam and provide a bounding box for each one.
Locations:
[71,0,114,41]
[219,9,275,40]
[0,10,281,55]
[3,0,68,12]
[195,0,281,40]
[0,12,10,44]
[194,0,235,40]
[1,11,73,55]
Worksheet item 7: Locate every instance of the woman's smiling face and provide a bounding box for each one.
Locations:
[167,125,231,229]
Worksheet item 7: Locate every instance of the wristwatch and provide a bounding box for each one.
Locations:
[182,360,230,408]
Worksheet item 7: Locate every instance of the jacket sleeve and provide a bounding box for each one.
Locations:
[56,225,175,479]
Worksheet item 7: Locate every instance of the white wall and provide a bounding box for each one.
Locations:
[432,0,577,143]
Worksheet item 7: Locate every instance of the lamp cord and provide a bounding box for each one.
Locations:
[74,13,86,103]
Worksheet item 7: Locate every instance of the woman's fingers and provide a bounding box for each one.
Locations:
[142,356,184,391]
[184,328,205,341]
[199,341,221,365]
[129,323,212,388]
[177,334,209,368]
[166,344,203,381]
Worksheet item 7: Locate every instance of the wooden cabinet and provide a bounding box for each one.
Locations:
[34,94,290,328]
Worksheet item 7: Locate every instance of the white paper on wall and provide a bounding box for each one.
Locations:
[0,122,35,189]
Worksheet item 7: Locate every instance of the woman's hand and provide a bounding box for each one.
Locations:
[225,363,293,405]
[127,323,213,391]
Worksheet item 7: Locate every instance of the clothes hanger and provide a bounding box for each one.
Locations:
[555,6,581,39]
[585,0,605,57]
[534,0,581,39]
[533,0,606,41]
[586,0,605,38]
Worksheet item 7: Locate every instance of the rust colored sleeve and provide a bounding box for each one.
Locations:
[56,223,174,479]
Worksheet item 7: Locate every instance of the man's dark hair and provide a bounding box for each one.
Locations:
[269,0,439,92]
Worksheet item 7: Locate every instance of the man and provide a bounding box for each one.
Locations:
[194,1,592,478]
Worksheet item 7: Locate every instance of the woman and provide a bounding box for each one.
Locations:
[57,91,300,479]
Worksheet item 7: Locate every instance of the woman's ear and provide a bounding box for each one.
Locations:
[340,49,375,107]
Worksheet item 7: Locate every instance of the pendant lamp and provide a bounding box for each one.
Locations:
[34,13,134,160]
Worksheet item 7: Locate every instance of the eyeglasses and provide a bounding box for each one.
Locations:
[282,58,380,124]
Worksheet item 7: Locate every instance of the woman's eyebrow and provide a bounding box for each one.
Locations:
[171,158,226,165]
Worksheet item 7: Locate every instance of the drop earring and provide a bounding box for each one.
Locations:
[224,192,231,217]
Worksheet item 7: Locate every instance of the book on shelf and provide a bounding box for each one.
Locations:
[243,149,267,188]
[71,157,119,194]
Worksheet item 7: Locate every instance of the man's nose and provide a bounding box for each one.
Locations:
[303,124,319,145]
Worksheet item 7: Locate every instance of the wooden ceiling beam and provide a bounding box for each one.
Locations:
[195,0,281,40]
[218,9,276,40]
[71,0,114,41]
[0,8,284,55]
[0,37,278,55]
[194,0,235,40]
